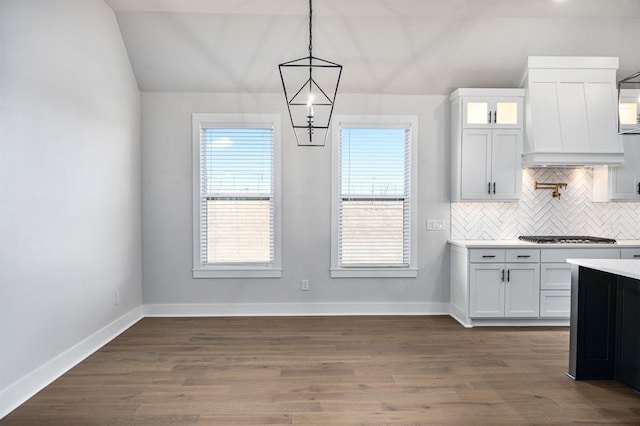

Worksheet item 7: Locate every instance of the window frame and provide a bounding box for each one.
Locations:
[330,115,418,278]
[192,113,282,279]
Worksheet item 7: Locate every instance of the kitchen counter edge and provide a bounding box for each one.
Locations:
[448,240,640,248]
[567,258,640,281]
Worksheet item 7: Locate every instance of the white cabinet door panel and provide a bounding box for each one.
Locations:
[491,130,522,200]
[470,264,504,318]
[540,263,572,290]
[461,130,492,200]
[610,137,640,201]
[505,264,540,318]
[540,291,571,318]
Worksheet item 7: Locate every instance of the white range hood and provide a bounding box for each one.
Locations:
[519,56,624,167]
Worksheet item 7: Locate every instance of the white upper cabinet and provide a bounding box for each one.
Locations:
[451,89,524,202]
[462,97,523,129]
[520,56,624,167]
[593,136,640,201]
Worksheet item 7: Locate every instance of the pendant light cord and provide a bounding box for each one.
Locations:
[308,0,313,57]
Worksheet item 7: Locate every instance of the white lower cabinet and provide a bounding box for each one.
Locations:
[539,263,572,318]
[469,264,504,317]
[540,290,571,318]
[538,248,620,318]
[468,249,540,318]
[450,244,626,326]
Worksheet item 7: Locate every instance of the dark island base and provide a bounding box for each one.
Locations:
[568,265,640,392]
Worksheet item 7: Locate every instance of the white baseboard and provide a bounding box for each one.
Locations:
[468,318,570,327]
[143,302,450,317]
[0,307,143,419]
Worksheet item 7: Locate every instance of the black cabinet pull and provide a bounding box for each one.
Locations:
[494,111,498,123]
[517,255,531,258]
[493,182,496,194]
[501,269,505,282]
[482,255,496,258]
[488,182,491,194]
[637,182,639,195]
[634,255,640,258]
[507,269,510,282]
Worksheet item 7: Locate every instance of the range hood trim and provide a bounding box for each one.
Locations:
[522,151,625,167]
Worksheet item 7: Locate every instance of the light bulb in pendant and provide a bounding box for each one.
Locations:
[307,94,314,118]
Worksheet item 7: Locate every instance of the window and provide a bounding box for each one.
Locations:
[331,116,418,278]
[192,114,281,278]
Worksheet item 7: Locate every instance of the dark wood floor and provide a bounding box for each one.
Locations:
[3,316,640,425]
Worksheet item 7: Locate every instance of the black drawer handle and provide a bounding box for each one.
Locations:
[507,269,510,282]
[517,255,531,258]
[482,255,496,258]
[634,255,640,258]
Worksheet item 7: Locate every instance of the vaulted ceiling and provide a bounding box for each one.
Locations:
[105,0,640,95]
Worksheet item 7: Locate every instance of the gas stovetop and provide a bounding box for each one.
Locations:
[519,235,617,244]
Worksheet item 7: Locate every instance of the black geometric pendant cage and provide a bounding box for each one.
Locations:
[618,71,640,135]
[279,0,342,146]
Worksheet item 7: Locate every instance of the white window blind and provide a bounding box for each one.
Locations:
[338,125,411,267]
[199,124,274,266]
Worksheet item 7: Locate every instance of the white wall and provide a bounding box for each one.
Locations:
[0,0,141,413]
[141,92,450,314]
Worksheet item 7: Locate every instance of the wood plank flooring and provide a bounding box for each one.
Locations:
[3,315,640,425]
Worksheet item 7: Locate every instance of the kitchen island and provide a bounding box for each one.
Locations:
[566,258,640,392]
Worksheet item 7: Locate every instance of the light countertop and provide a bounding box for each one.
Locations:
[448,240,640,248]
[567,258,640,281]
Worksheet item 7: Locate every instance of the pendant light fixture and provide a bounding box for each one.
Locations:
[279,0,342,146]
[618,70,640,135]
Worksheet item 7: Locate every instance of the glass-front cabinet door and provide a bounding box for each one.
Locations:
[462,97,523,129]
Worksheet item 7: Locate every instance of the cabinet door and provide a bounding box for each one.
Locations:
[460,129,492,200]
[540,263,572,290]
[504,264,540,318]
[621,248,640,260]
[469,264,504,318]
[610,137,640,201]
[540,290,571,318]
[493,98,523,129]
[491,130,522,200]
[462,98,523,129]
[462,99,491,128]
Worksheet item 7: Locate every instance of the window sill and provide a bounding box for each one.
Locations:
[193,268,282,279]
[330,267,418,278]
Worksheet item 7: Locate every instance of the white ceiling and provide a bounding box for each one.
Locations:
[105,0,640,95]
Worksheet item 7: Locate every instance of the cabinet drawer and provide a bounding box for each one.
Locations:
[469,249,505,263]
[541,263,572,290]
[621,248,640,259]
[506,249,540,263]
[540,248,620,263]
[540,290,570,318]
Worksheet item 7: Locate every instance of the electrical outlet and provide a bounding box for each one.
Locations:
[301,279,310,291]
[426,219,445,231]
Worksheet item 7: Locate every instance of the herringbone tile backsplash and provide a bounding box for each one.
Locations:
[451,168,640,240]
